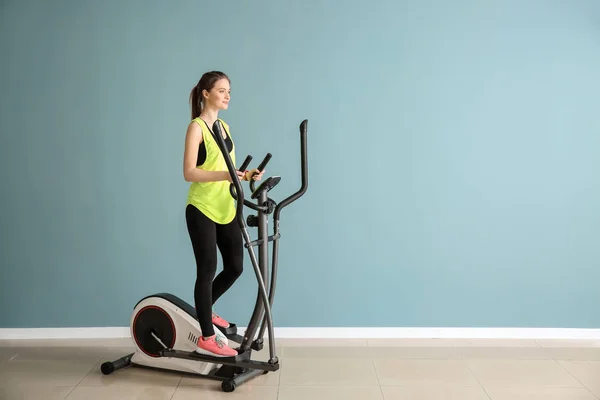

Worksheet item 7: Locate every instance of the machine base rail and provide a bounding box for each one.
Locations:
[101,351,270,393]
[221,368,267,392]
[160,348,280,372]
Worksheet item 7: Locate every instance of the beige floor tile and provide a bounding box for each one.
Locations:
[367,338,459,347]
[0,347,17,361]
[536,339,600,348]
[280,358,380,386]
[455,346,552,359]
[283,345,465,359]
[278,385,384,400]
[171,385,278,399]
[467,359,583,387]
[8,345,129,364]
[2,337,599,400]
[78,360,183,387]
[373,359,480,386]
[0,338,133,348]
[65,385,176,399]
[369,346,465,359]
[177,377,225,389]
[282,346,374,359]
[0,385,74,400]
[381,384,490,400]
[558,360,600,396]
[583,383,600,399]
[546,348,600,361]
[484,386,598,399]
[0,338,98,347]
[0,359,96,387]
[277,338,369,347]
[455,339,540,348]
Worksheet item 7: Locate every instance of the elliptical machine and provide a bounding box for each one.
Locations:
[101,119,309,393]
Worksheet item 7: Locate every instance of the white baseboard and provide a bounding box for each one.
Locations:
[271,327,600,340]
[1,327,599,341]
[0,327,131,340]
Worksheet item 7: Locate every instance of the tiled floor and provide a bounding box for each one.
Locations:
[1,337,599,399]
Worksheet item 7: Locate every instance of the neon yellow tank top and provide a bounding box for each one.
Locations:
[186,117,237,224]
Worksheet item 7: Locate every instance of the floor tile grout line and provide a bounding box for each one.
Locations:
[63,355,104,399]
[169,376,184,400]
[74,356,103,386]
[464,361,493,400]
[371,359,386,400]
[63,385,77,400]
[553,359,600,399]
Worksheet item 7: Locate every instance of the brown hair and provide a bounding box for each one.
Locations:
[189,71,230,119]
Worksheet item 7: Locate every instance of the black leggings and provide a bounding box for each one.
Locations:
[185,204,244,337]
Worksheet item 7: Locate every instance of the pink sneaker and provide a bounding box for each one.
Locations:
[196,334,237,357]
[212,312,230,328]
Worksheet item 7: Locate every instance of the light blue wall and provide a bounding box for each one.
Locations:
[2,0,599,329]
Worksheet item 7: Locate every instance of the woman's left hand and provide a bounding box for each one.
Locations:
[244,168,264,181]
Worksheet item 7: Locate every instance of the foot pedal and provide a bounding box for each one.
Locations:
[217,322,238,336]
[216,323,244,344]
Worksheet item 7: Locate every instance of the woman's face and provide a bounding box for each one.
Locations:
[204,78,231,110]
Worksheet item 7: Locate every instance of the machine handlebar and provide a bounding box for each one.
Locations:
[274,119,308,219]
[256,153,272,172]
[214,119,308,216]
[239,155,253,172]
[249,152,271,192]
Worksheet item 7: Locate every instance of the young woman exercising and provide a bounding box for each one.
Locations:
[183,71,263,357]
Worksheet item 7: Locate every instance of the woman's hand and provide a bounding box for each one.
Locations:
[229,169,265,182]
[225,170,247,183]
[244,168,264,181]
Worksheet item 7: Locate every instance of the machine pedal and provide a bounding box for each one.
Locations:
[217,322,238,335]
[216,323,245,344]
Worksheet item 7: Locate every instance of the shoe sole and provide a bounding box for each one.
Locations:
[194,348,237,358]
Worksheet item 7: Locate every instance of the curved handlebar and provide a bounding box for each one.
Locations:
[274,119,308,220]
[213,119,308,217]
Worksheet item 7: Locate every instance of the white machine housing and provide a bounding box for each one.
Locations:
[129,295,229,376]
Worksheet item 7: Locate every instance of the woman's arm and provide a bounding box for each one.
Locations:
[183,121,230,182]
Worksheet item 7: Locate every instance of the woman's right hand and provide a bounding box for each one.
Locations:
[225,170,247,182]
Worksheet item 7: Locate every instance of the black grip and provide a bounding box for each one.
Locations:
[239,155,253,171]
[257,153,272,171]
[300,119,307,135]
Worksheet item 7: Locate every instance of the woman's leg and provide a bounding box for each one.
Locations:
[210,215,244,327]
[185,204,217,337]
[213,217,244,303]
[186,205,238,357]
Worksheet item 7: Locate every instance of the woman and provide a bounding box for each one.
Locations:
[183,71,263,357]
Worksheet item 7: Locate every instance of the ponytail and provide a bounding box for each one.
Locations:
[189,83,203,120]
